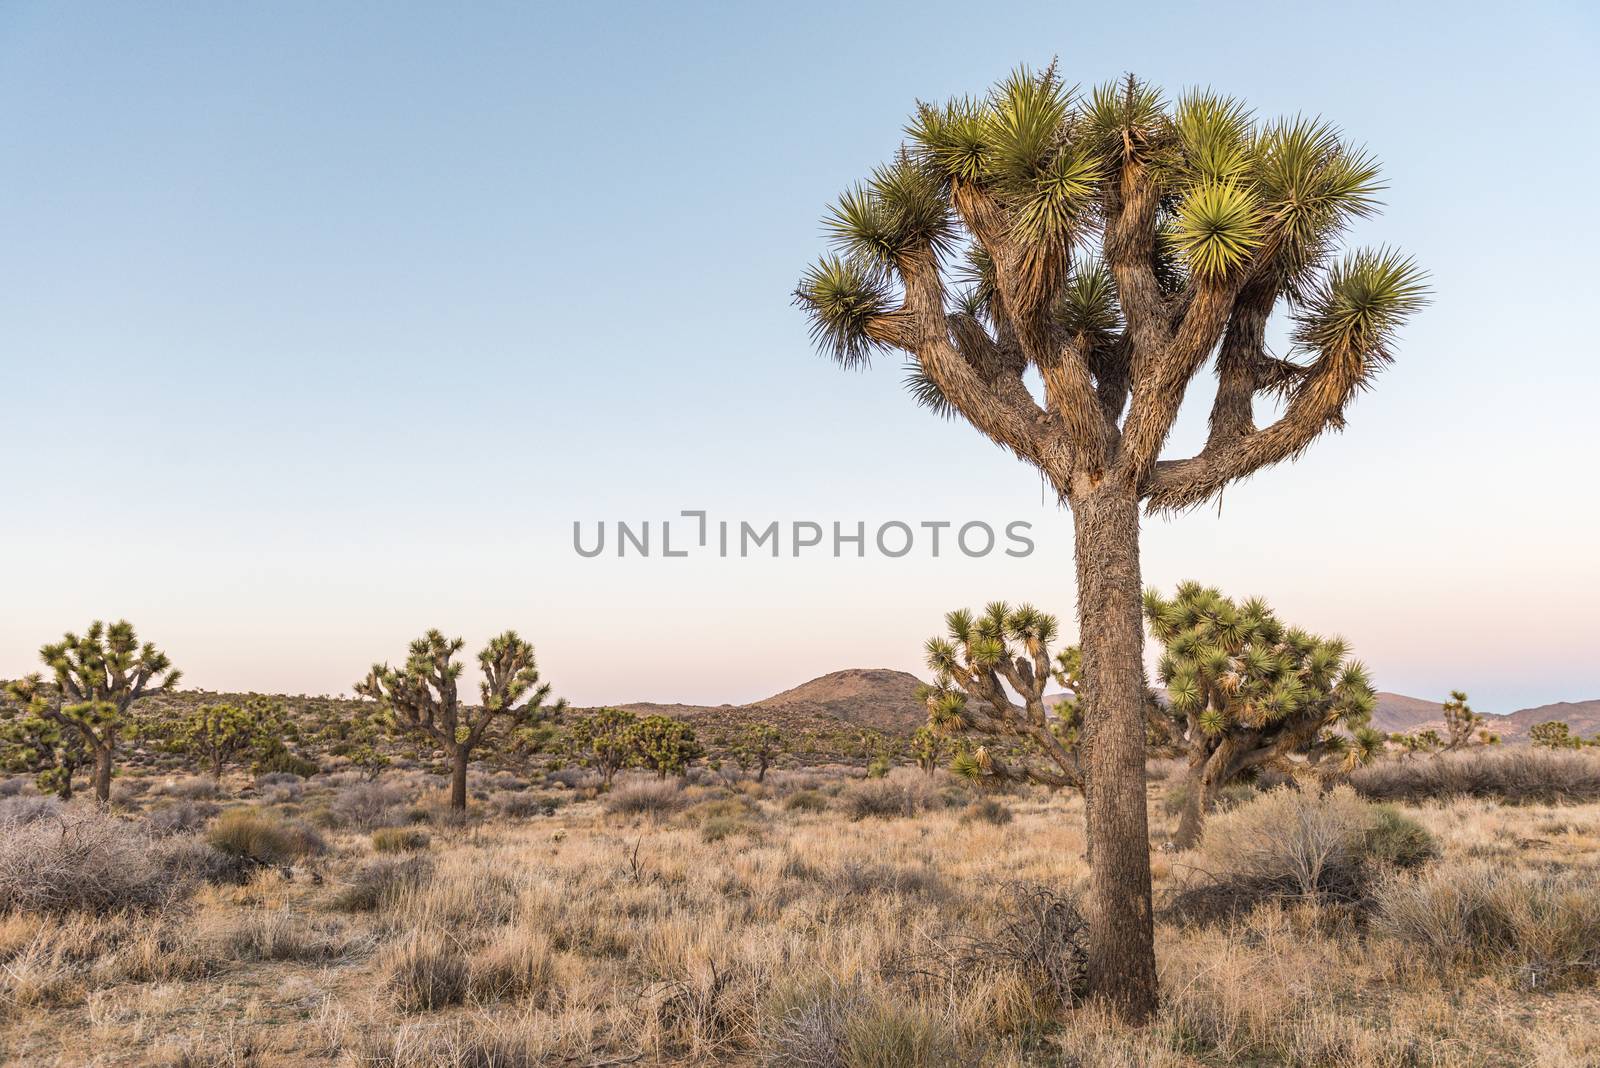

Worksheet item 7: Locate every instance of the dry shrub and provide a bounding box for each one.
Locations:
[1374,860,1600,988]
[496,790,564,818]
[373,827,432,853]
[783,790,829,813]
[331,782,412,830]
[467,925,555,1005]
[331,856,434,912]
[684,796,763,842]
[0,806,174,914]
[836,861,944,900]
[0,794,63,824]
[842,780,917,821]
[888,884,1086,1012]
[214,909,345,962]
[161,1025,267,1068]
[155,776,221,800]
[644,957,750,1059]
[0,775,31,797]
[1351,748,1600,805]
[604,776,688,818]
[147,799,220,837]
[761,980,960,1068]
[205,808,319,868]
[959,798,1014,826]
[384,930,469,1012]
[1168,786,1434,921]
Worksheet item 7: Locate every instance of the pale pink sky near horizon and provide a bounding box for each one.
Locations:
[2,2,1597,714]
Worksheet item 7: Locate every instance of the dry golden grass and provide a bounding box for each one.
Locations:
[1,765,1597,1066]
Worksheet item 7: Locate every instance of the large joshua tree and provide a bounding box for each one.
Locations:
[794,66,1425,1016]
[357,629,564,811]
[31,620,182,803]
[1144,583,1378,848]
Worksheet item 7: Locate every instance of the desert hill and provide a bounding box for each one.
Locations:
[1371,693,1600,743]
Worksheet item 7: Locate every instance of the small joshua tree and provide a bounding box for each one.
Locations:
[1530,721,1581,750]
[566,707,637,786]
[1439,690,1499,750]
[910,725,950,776]
[629,715,703,779]
[169,703,260,779]
[731,723,782,782]
[1,675,89,800]
[1144,583,1375,849]
[920,603,1089,790]
[35,620,181,803]
[1392,729,1442,759]
[357,629,564,811]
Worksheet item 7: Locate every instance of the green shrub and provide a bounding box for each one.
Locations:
[1363,805,1438,868]
[372,827,431,853]
[206,809,303,867]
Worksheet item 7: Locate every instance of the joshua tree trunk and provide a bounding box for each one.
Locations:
[449,748,469,811]
[92,745,113,804]
[1071,484,1158,1018]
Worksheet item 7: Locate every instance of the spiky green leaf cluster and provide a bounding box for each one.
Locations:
[1145,582,1374,738]
[794,255,896,369]
[1292,247,1429,362]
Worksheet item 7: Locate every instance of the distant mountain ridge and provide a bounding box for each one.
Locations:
[1372,692,1600,743]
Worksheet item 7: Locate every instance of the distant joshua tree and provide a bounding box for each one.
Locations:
[357,629,564,811]
[629,715,703,779]
[732,723,783,782]
[920,603,1090,791]
[795,65,1425,1015]
[1143,584,1377,848]
[1,675,89,800]
[168,702,260,779]
[1530,720,1582,750]
[28,621,182,803]
[566,707,638,786]
[909,725,950,776]
[1440,690,1499,750]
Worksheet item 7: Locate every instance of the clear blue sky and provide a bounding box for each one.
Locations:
[2,1,1596,712]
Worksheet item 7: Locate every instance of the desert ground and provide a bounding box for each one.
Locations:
[3,753,1599,1068]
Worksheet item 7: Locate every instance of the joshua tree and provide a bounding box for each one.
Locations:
[732,723,783,782]
[1530,721,1581,750]
[794,66,1425,1014]
[1,675,89,800]
[1144,584,1376,848]
[629,714,703,778]
[357,629,564,811]
[920,603,1088,790]
[909,725,950,776]
[168,703,260,779]
[1439,690,1499,751]
[1392,729,1442,759]
[32,620,182,803]
[566,707,637,786]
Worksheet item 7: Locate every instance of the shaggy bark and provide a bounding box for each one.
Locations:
[1070,484,1158,1014]
[92,744,113,805]
[450,748,469,811]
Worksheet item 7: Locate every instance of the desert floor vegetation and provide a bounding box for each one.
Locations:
[2,760,1599,1067]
